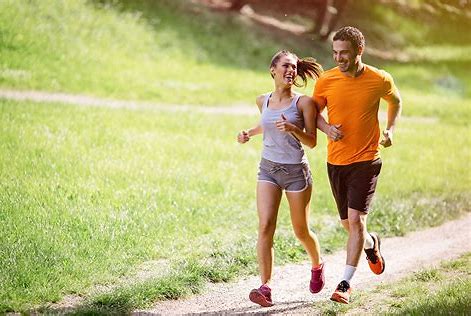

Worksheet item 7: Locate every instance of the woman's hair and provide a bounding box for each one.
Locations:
[333,26,365,54]
[270,50,323,88]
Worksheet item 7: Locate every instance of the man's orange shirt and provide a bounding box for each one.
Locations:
[313,65,398,165]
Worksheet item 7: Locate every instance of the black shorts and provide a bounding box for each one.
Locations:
[327,158,382,220]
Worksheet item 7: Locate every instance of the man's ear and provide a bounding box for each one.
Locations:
[357,46,364,56]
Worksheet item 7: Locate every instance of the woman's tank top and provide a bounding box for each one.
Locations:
[260,93,307,164]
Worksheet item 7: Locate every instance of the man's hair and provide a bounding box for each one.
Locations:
[333,26,365,53]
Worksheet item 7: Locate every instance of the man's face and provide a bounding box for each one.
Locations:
[332,40,359,74]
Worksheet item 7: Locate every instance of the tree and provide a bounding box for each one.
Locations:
[227,0,351,41]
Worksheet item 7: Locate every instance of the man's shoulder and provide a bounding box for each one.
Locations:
[319,67,340,80]
[364,64,392,81]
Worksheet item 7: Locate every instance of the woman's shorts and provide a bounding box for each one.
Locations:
[257,158,312,192]
[327,158,382,220]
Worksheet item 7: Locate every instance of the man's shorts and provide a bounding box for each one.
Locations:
[327,158,382,220]
[258,158,312,192]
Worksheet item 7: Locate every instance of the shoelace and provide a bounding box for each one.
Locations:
[337,281,350,293]
[364,248,378,263]
[269,165,289,175]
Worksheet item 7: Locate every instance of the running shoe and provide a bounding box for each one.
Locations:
[249,284,273,307]
[330,280,351,304]
[309,262,325,293]
[364,232,385,275]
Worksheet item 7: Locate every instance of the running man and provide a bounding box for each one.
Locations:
[313,26,402,304]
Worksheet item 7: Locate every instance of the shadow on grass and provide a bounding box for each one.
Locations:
[91,0,333,69]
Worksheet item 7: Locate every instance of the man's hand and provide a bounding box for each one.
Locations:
[328,124,343,142]
[380,129,393,147]
[237,130,250,144]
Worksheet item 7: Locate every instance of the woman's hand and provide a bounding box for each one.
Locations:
[275,114,297,133]
[237,130,250,143]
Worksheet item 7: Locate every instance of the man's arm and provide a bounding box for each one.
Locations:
[381,90,402,147]
[314,96,343,142]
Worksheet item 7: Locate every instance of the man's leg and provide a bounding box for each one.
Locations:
[346,208,367,267]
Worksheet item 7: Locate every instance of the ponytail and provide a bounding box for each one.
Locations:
[295,57,323,88]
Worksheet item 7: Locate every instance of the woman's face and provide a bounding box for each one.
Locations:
[271,54,297,86]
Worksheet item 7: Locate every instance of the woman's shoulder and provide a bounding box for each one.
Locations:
[296,94,316,112]
[256,92,271,111]
[257,92,272,104]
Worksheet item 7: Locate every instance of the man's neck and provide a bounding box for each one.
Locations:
[345,61,365,78]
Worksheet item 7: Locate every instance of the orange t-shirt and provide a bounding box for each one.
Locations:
[313,65,398,165]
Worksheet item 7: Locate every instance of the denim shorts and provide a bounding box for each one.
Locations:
[257,158,312,192]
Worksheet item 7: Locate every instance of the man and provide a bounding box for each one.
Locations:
[313,26,402,304]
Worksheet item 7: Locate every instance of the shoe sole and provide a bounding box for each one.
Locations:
[330,293,349,304]
[372,233,385,274]
[249,289,273,307]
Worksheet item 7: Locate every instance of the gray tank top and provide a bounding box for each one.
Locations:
[260,93,307,164]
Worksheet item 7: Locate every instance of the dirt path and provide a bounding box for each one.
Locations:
[0,89,258,116]
[136,213,471,315]
[0,89,436,124]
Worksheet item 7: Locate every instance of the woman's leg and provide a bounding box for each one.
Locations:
[256,182,282,285]
[286,185,321,267]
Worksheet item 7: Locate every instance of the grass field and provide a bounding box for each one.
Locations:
[0,0,470,313]
[316,252,471,315]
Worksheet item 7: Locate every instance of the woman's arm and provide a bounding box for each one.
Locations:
[237,94,265,144]
[275,96,317,148]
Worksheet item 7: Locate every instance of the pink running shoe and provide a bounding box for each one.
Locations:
[310,262,325,293]
[249,284,273,307]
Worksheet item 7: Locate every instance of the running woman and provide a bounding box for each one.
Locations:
[313,26,402,304]
[237,50,325,307]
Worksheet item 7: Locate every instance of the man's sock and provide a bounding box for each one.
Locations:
[364,232,374,249]
[342,265,357,284]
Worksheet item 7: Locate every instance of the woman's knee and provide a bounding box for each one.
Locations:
[293,225,311,241]
[259,219,277,237]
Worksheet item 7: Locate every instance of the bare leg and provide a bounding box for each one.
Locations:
[345,207,368,267]
[256,182,282,285]
[286,185,321,267]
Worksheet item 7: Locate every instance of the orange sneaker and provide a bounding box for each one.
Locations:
[330,280,351,304]
[364,232,385,275]
[249,284,274,307]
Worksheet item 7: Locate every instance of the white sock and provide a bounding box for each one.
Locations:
[364,232,374,249]
[342,265,357,283]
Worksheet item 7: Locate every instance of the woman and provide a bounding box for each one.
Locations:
[237,50,324,307]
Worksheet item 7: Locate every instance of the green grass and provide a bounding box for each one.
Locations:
[1,0,471,313]
[316,252,471,315]
[1,96,469,313]
[0,0,327,105]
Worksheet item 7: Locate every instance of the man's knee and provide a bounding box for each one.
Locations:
[347,209,367,232]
